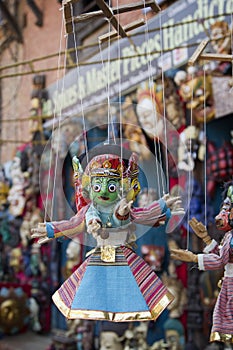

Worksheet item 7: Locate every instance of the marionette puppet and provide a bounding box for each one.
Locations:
[170,181,233,344]
[32,144,184,322]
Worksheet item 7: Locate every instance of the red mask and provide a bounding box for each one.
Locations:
[215,197,232,231]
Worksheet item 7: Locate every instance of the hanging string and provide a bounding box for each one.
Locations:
[44,7,67,222]
[142,1,163,198]
[98,22,116,145]
[203,64,207,228]
[70,4,89,165]
[159,11,169,195]
[115,0,124,198]
[186,68,194,251]
[230,10,233,93]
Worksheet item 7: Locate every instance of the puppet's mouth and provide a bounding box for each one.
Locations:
[99,196,110,201]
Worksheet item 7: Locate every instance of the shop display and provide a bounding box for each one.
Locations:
[0,1,233,348]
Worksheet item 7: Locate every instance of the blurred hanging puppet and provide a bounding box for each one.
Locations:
[170,181,233,344]
[32,144,184,322]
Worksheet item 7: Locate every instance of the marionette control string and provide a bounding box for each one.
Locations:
[116,0,124,197]
[44,10,67,222]
[159,11,169,195]
[98,23,116,145]
[142,1,166,198]
[203,66,207,229]
[230,11,233,93]
[71,4,89,165]
[186,68,195,251]
[98,4,124,197]
[142,2,161,196]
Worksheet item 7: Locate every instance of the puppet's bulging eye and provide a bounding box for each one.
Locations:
[93,184,101,192]
[108,184,117,192]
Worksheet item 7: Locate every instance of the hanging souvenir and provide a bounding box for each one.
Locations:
[210,20,232,76]
[32,144,184,322]
[170,181,233,344]
[206,141,233,198]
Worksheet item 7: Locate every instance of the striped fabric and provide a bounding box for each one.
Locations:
[122,246,169,310]
[57,257,90,308]
[88,248,128,266]
[53,245,172,320]
[130,199,167,226]
[212,277,233,335]
[53,206,89,237]
[201,231,233,339]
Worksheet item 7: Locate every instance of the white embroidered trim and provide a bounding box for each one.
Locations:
[224,263,233,277]
[198,254,205,270]
[203,239,217,254]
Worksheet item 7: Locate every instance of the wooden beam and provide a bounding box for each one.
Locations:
[188,38,233,65]
[199,53,233,62]
[96,0,128,38]
[68,0,160,24]
[188,39,209,65]
[99,19,145,43]
[112,0,160,14]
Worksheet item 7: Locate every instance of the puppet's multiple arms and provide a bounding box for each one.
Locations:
[85,199,133,237]
[130,194,184,226]
[31,207,87,244]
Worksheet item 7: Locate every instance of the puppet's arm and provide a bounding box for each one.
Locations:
[130,194,184,226]
[170,232,231,270]
[85,205,102,237]
[189,217,212,245]
[31,207,87,244]
[115,198,133,221]
[189,217,220,254]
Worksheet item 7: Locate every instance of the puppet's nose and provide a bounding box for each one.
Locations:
[215,216,223,228]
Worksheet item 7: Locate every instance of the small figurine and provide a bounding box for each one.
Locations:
[100,331,123,350]
[7,156,28,217]
[170,181,233,344]
[163,318,185,350]
[32,144,184,322]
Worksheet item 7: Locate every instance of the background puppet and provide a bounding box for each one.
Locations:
[32,144,184,323]
[170,181,233,344]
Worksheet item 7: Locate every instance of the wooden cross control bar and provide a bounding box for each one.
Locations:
[188,39,233,65]
[62,0,161,35]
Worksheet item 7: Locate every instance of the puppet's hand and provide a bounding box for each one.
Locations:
[170,248,198,263]
[189,217,211,245]
[163,194,185,215]
[117,198,133,217]
[31,223,52,244]
[87,219,101,237]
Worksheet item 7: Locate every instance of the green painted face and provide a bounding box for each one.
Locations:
[90,177,120,207]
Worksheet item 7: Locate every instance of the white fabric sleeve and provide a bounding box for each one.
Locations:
[197,254,205,270]
[203,239,217,254]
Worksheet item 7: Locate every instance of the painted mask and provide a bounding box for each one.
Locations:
[215,185,233,231]
[90,177,120,207]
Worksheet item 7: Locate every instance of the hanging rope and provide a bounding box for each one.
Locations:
[159,11,169,195]
[44,8,67,222]
[70,4,89,165]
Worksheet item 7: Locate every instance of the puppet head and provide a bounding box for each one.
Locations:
[215,182,233,231]
[81,152,140,206]
[210,20,231,55]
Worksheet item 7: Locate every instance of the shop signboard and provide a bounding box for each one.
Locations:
[43,0,232,126]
